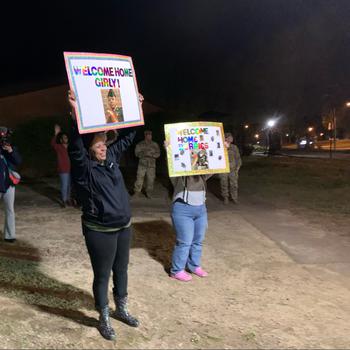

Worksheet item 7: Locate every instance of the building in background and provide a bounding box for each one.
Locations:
[0,84,162,128]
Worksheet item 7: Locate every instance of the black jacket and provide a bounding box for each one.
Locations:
[68,124,136,228]
[0,147,22,193]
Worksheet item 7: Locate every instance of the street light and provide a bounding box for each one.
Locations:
[307,127,314,132]
[266,119,277,155]
[244,124,249,129]
[267,119,276,128]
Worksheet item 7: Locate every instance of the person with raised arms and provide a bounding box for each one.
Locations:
[67,90,143,341]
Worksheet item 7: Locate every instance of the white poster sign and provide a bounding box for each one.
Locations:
[165,122,230,177]
[64,52,144,133]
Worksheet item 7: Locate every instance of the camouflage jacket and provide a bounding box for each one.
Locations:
[135,140,160,168]
[227,144,242,171]
[105,107,124,123]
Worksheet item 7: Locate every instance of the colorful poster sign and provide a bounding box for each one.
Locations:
[64,52,144,133]
[164,122,230,177]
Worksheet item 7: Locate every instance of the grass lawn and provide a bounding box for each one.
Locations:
[239,156,350,233]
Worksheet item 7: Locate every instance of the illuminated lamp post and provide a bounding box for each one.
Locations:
[266,119,277,155]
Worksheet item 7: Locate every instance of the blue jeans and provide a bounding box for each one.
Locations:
[170,201,208,275]
[0,186,16,239]
[59,173,71,202]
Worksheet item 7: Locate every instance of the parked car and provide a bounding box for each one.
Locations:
[297,137,315,150]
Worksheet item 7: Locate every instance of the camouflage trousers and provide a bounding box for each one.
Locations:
[219,170,239,201]
[134,165,156,194]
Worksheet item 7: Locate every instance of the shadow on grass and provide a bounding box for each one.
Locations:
[0,240,97,328]
[132,220,175,274]
[0,220,176,326]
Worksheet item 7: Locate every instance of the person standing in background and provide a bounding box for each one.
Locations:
[51,124,71,207]
[133,130,160,199]
[0,127,22,242]
[219,132,242,205]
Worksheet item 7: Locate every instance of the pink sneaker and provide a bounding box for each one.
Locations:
[171,270,192,282]
[193,267,208,277]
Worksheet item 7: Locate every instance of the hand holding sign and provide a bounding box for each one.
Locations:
[138,93,144,105]
[67,90,77,121]
[54,124,62,136]
[163,140,170,149]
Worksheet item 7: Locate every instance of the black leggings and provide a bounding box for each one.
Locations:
[83,225,131,309]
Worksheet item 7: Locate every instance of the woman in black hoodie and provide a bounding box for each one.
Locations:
[67,90,142,341]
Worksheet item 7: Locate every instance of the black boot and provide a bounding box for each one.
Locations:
[97,305,116,341]
[113,296,139,327]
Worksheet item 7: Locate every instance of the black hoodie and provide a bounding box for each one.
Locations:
[68,123,136,228]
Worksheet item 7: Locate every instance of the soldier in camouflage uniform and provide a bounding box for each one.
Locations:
[133,130,160,198]
[219,132,242,204]
[105,89,124,123]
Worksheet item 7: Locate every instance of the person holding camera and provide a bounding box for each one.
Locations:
[0,128,22,243]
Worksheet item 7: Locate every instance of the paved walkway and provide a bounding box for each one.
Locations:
[237,198,350,285]
[254,149,350,160]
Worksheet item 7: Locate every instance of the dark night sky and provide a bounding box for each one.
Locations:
[2,0,350,125]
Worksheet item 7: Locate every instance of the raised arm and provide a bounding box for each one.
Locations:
[107,92,143,161]
[67,90,89,181]
[51,124,61,150]
[107,129,136,162]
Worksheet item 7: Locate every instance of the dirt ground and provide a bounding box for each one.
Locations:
[1,176,350,349]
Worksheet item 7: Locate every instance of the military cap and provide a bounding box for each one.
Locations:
[107,89,117,97]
